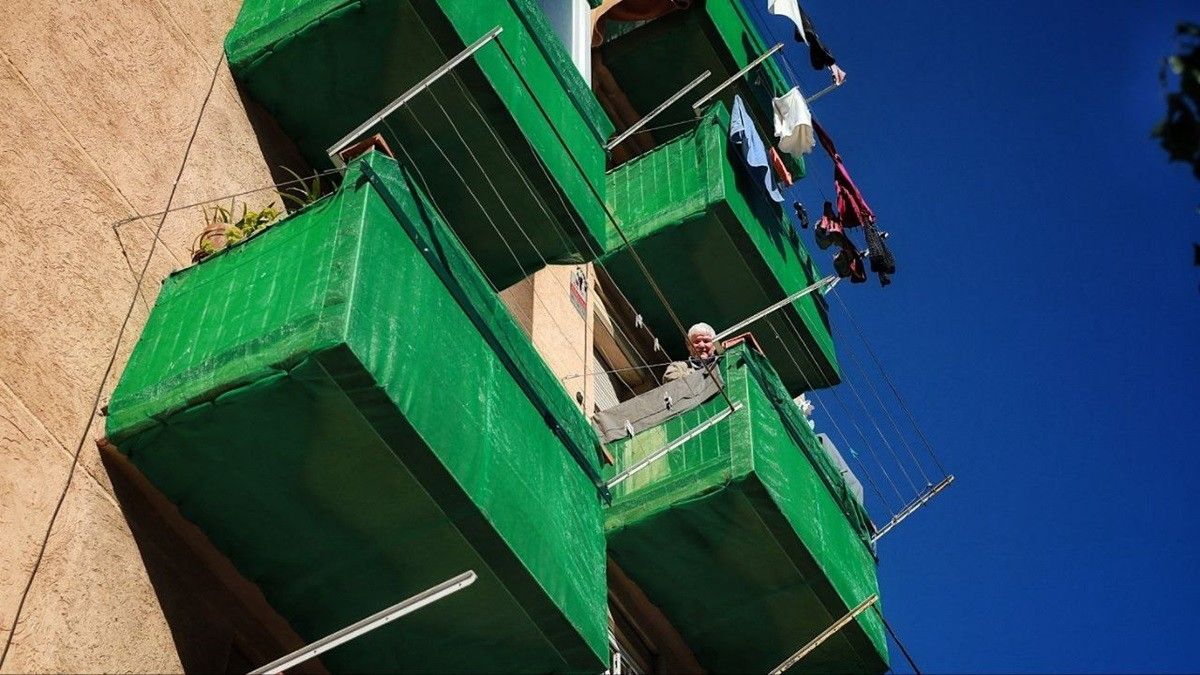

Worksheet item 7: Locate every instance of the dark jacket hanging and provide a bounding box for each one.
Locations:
[795,3,837,70]
[813,120,876,228]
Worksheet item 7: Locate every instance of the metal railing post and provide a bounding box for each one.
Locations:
[248,571,477,674]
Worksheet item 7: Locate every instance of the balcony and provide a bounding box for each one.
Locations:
[595,0,802,172]
[104,152,608,672]
[600,105,838,393]
[602,343,887,673]
[225,0,616,288]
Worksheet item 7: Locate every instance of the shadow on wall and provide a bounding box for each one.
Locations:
[90,77,330,673]
[233,81,324,205]
[98,443,326,674]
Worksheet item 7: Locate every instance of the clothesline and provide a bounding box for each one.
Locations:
[389,77,668,403]
[560,361,676,382]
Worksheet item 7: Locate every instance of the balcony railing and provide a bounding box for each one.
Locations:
[600,343,887,673]
[225,0,616,288]
[601,104,839,394]
[595,0,803,175]
[105,151,610,672]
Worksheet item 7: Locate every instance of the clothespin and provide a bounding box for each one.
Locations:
[664,394,673,410]
[653,338,662,353]
[635,314,644,329]
[624,420,635,439]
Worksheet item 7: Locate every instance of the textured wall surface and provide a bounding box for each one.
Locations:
[501,265,594,413]
[0,0,309,670]
[0,1,599,671]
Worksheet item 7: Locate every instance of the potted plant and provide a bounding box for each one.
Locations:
[190,166,325,263]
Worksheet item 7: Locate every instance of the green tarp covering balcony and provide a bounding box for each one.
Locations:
[225,0,616,289]
[600,105,838,393]
[597,0,801,174]
[104,152,608,673]
[603,344,886,674]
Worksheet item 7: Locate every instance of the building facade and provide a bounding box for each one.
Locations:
[0,0,887,672]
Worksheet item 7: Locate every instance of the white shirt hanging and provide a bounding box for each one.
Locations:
[767,0,809,44]
[772,87,814,156]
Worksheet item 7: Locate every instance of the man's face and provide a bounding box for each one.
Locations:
[688,332,715,360]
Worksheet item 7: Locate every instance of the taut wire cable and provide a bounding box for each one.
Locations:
[829,288,949,475]
[0,52,226,669]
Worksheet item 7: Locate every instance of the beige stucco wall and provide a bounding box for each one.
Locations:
[501,265,594,413]
[0,2,605,671]
[0,0,310,671]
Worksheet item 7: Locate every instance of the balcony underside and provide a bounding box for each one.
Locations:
[105,153,607,672]
[604,345,886,673]
[226,0,615,288]
[600,106,838,393]
[597,0,802,172]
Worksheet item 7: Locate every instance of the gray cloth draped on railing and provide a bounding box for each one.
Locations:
[591,367,724,443]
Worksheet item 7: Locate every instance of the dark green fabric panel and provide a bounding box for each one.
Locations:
[349,155,609,660]
[739,350,872,545]
[601,106,838,393]
[603,345,885,673]
[505,0,612,140]
[120,356,591,672]
[225,0,610,143]
[598,0,805,178]
[608,485,880,673]
[705,0,794,122]
[740,354,887,664]
[357,155,604,488]
[224,0,611,288]
[602,393,736,527]
[105,194,351,442]
[105,153,608,671]
[225,0,355,69]
[604,345,866,543]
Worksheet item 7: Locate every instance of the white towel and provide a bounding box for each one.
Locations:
[767,0,808,44]
[773,87,814,156]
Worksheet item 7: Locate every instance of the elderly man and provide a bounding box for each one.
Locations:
[663,322,719,382]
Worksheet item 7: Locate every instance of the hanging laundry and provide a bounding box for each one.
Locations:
[768,147,793,187]
[593,0,691,46]
[813,127,892,288]
[788,200,808,244]
[814,213,840,250]
[729,95,784,203]
[864,222,895,286]
[793,201,809,229]
[833,248,867,284]
[813,120,876,228]
[767,0,806,42]
[766,0,838,70]
[814,201,854,251]
[772,87,815,157]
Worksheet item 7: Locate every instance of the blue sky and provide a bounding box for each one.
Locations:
[739,1,1200,672]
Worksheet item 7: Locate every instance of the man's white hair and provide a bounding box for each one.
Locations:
[687,322,716,339]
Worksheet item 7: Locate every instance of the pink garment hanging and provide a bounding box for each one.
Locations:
[813,120,875,228]
[814,201,853,251]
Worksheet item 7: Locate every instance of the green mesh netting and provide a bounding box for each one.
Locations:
[105,152,609,672]
[601,105,839,394]
[598,0,806,178]
[603,344,886,674]
[225,0,615,289]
